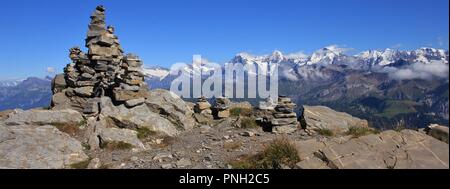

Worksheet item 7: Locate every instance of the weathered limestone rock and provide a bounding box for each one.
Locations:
[4,109,84,126]
[0,125,88,169]
[99,97,184,136]
[145,89,196,131]
[125,98,145,108]
[303,105,369,135]
[294,130,449,169]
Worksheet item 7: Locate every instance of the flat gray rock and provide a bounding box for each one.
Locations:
[0,125,88,169]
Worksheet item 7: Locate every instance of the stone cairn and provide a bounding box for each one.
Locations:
[272,96,298,127]
[51,5,149,113]
[257,95,299,133]
[212,97,231,119]
[194,96,212,115]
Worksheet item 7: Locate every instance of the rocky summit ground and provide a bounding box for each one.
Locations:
[0,91,448,169]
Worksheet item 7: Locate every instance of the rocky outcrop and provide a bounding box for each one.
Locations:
[84,116,145,150]
[145,89,195,131]
[0,125,88,169]
[303,105,369,135]
[295,130,449,169]
[98,97,187,136]
[4,109,84,126]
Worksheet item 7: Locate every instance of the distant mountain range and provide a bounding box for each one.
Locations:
[1,46,448,128]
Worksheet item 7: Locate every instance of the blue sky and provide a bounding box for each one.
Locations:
[0,0,448,79]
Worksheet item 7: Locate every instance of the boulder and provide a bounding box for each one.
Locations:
[217,109,230,118]
[99,97,182,136]
[113,89,149,102]
[0,125,88,169]
[51,92,89,112]
[74,86,94,97]
[145,89,196,131]
[303,105,368,135]
[4,109,84,126]
[125,98,145,108]
[98,125,145,150]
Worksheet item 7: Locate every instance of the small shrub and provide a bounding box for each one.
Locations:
[345,126,379,138]
[317,128,334,137]
[69,159,91,169]
[240,117,259,129]
[100,141,133,150]
[230,138,300,169]
[137,127,156,140]
[78,119,87,127]
[230,108,252,117]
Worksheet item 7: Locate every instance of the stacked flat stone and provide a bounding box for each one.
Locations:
[51,5,149,113]
[212,97,230,119]
[270,96,298,133]
[194,96,212,115]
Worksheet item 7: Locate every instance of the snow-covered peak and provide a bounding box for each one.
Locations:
[412,47,448,64]
[307,46,345,65]
[269,50,285,63]
[142,66,170,81]
[0,79,24,87]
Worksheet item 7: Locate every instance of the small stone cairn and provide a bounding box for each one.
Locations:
[212,97,231,119]
[194,96,212,115]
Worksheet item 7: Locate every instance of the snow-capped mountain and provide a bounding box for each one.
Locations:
[231,47,448,67]
[0,79,24,87]
[142,66,170,81]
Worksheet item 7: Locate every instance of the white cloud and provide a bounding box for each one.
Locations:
[324,44,354,54]
[388,62,449,80]
[46,67,55,74]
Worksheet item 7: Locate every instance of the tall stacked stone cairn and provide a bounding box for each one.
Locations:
[51,5,149,113]
[212,97,231,119]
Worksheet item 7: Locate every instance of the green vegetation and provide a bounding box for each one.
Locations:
[317,128,335,137]
[136,127,156,140]
[230,138,300,169]
[100,141,133,150]
[230,108,252,117]
[69,159,91,169]
[345,126,379,138]
[376,100,419,118]
[240,117,259,129]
